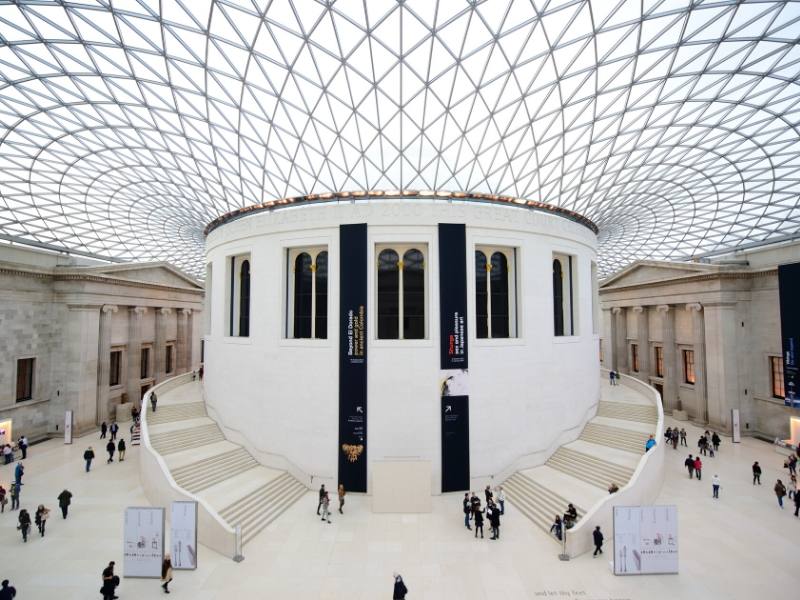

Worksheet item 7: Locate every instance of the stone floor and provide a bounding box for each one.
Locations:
[1,415,797,599]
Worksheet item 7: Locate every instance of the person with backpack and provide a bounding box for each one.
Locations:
[392,573,408,599]
[775,479,787,508]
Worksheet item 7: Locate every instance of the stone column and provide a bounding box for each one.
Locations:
[126,306,147,405]
[633,306,650,381]
[703,301,740,433]
[66,304,101,433]
[611,306,628,373]
[657,305,678,413]
[96,304,118,425]
[177,308,191,374]
[154,307,171,383]
[686,303,708,424]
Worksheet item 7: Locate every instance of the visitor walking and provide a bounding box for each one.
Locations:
[84,446,95,472]
[106,440,115,463]
[57,489,72,519]
[775,479,787,508]
[150,391,158,413]
[550,515,563,541]
[685,454,695,479]
[393,573,408,599]
[14,462,24,487]
[712,474,721,499]
[338,484,345,514]
[787,454,798,477]
[680,428,687,446]
[473,502,484,538]
[698,436,707,456]
[18,509,31,542]
[752,461,762,485]
[711,431,721,452]
[316,484,325,515]
[18,436,27,460]
[110,422,119,441]
[101,561,119,600]
[0,485,6,513]
[694,456,703,480]
[34,504,49,537]
[592,526,604,556]
[100,422,107,439]
[497,486,505,515]
[117,438,126,462]
[9,483,19,511]
[0,579,16,599]
[794,487,800,517]
[161,554,173,594]
[609,370,615,386]
[320,491,331,523]
[645,435,656,452]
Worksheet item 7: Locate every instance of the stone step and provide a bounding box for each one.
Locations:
[149,423,225,455]
[146,402,207,425]
[242,481,309,545]
[502,473,584,537]
[597,401,658,424]
[546,447,634,489]
[580,423,648,453]
[172,449,261,493]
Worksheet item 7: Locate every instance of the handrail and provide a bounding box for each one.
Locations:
[563,368,665,557]
[139,372,238,559]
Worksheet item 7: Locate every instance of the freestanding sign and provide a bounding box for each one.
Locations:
[338,223,368,493]
[123,507,165,578]
[64,410,73,444]
[613,505,679,575]
[778,262,800,407]
[170,501,198,570]
[438,223,470,492]
[731,409,741,443]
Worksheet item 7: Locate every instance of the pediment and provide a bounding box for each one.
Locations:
[70,262,202,289]
[601,261,717,288]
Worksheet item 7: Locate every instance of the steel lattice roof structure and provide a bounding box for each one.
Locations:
[1,0,799,276]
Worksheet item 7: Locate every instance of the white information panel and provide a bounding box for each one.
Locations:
[64,410,73,445]
[731,409,741,443]
[613,505,678,575]
[123,507,165,578]
[170,501,198,570]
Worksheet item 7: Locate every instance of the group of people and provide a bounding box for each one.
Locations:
[773,452,800,515]
[462,486,504,540]
[316,483,346,523]
[663,426,688,449]
[2,435,28,465]
[549,502,579,541]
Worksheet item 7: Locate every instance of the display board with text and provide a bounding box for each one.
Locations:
[779,262,800,408]
[123,507,165,578]
[170,501,198,570]
[613,505,678,575]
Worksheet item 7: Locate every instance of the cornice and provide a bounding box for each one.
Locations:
[599,267,776,294]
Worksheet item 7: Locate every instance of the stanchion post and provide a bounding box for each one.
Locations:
[233,524,244,562]
[558,524,570,561]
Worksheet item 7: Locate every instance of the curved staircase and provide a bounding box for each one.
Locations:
[144,383,309,546]
[503,379,658,540]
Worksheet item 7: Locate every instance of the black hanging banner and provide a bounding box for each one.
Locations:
[338,223,368,492]
[438,223,470,492]
[439,223,469,370]
[779,262,800,408]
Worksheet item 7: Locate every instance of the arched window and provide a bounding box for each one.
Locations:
[490,252,509,338]
[239,259,250,337]
[475,246,516,338]
[553,258,564,336]
[293,253,313,338]
[475,251,488,339]
[287,247,328,339]
[377,245,426,340]
[377,249,400,339]
[315,251,328,339]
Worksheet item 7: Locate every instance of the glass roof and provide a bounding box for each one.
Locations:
[1,0,799,276]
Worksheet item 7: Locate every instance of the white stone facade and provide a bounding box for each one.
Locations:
[599,241,800,440]
[204,198,600,491]
[0,246,203,440]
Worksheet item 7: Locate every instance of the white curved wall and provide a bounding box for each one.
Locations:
[203,199,599,492]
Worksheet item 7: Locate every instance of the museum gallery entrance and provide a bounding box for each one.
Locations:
[653,382,664,402]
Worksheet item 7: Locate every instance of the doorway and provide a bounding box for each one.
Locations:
[653,382,664,402]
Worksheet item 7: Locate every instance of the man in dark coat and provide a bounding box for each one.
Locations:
[392,574,407,599]
[488,503,501,540]
[101,561,118,600]
[684,454,695,479]
[106,440,115,463]
[463,493,471,529]
[57,489,73,519]
[150,391,158,413]
[84,446,95,472]
[752,461,762,485]
[593,526,604,556]
[100,422,107,439]
[0,579,16,599]
[316,484,325,515]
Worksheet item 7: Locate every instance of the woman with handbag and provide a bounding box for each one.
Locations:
[34,505,50,537]
[161,554,173,594]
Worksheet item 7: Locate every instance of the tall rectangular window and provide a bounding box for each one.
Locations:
[226,253,251,337]
[109,351,121,386]
[631,343,639,372]
[286,247,328,339]
[15,358,34,402]
[655,346,664,377]
[165,344,174,374]
[683,349,695,384]
[376,244,427,340]
[771,356,785,399]
[141,347,150,379]
[552,252,577,336]
[475,246,517,339]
